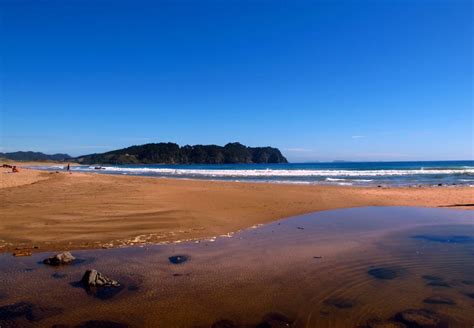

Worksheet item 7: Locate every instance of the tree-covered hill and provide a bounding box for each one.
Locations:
[74,142,288,164]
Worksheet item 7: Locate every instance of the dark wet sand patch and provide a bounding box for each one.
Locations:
[368,268,399,280]
[168,255,189,264]
[464,293,474,299]
[394,309,443,328]
[0,301,62,323]
[422,276,451,288]
[364,318,408,328]
[412,235,474,244]
[426,281,451,288]
[423,296,456,305]
[323,298,355,309]
[52,272,68,279]
[0,302,32,321]
[255,312,293,328]
[422,275,444,282]
[211,319,238,328]
[76,320,129,328]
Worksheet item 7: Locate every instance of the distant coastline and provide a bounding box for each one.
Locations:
[2,142,287,165]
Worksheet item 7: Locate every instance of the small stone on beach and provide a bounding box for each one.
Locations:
[43,252,76,265]
[81,269,120,287]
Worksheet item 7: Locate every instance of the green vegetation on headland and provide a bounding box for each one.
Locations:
[0,151,71,162]
[75,142,288,164]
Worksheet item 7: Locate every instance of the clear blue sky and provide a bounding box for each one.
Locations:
[1,0,472,162]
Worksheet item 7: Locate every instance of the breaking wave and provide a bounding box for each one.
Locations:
[69,166,474,177]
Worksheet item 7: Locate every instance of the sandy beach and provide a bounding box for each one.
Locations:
[0,166,472,253]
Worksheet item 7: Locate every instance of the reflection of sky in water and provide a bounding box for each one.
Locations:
[1,207,474,327]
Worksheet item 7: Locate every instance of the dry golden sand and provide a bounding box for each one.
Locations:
[0,166,472,252]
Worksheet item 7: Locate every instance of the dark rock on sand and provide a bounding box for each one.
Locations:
[43,252,76,266]
[211,319,238,328]
[169,255,188,264]
[76,320,129,328]
[255,312,292,328]
[423,296,456,305]
[76,270,123,300]
[81,270,120,287]
[395,309,441,327]
[368,268,398,280]
[323,297,354,309]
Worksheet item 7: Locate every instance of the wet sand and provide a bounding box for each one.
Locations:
[1,207,473,327]
[0,167,473,252]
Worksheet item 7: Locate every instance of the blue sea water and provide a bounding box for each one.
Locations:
[35,160,474,187]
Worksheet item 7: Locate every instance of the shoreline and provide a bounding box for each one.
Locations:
[1,167,473,254]
[18,163,474,189]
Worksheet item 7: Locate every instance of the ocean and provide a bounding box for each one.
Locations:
[34,160,474,186]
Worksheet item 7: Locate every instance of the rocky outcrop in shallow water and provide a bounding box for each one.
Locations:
[81,270,120,287]
[43,252,76,265]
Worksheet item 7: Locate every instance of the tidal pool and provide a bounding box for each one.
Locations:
[0,207,473,327]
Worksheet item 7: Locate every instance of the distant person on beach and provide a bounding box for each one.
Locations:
[66,163,71,173]
[12,166,19,173]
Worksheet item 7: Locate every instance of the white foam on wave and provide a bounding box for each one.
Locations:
[337,182,353,186]
[325,178,346,181]
[69,166,474,177]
